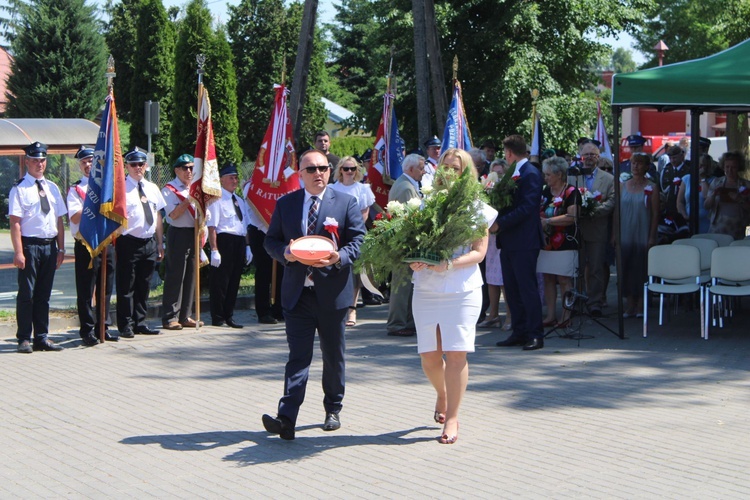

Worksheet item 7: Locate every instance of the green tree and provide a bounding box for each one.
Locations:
[104,0,139,121]
[128,0,175,167]
[227,0,289,160]
[0,0,24,47]
[611,47,637,73]
[329,0,650,148]
[172,0,241,165]
[632,0,750,67]
[6,0,107,118]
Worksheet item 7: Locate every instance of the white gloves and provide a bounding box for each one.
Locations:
[199,249,208,264]
[210,250,221,267]
[245,245,253,265]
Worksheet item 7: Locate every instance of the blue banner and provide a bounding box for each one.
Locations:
[441,80,472,152]
[79,94,127,258]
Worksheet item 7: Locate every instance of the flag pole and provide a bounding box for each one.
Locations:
[271,59,289,308]
[194,54,206,331]
[99,55,116,344]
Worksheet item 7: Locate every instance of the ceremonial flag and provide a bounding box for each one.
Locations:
[441,79,472,152]
[79,92,127,257]
[189,84,221,217]
[244,83,299,231]
[595,100,613,160]
[368,91,405,208]
[530,112,544,157]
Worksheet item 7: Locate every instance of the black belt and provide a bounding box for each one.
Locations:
[22,237,54,245]
[303,286,315,292]
[120,234,153,243]
[169,226,195,231]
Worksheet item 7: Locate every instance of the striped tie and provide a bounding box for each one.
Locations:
[306,196,319,282]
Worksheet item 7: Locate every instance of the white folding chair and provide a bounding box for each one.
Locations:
[705,246,750,339]
[643,245,703,338]
[691,233,735,247]
[673,238,717,294]
[729,239,750,247]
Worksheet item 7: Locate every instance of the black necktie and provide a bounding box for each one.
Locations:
[138,182,154,226]
[306,196,319,282]
[232,194,243,221]
[36,180,50,214]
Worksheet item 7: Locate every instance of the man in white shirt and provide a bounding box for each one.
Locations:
[8,142,67,353]
[422,135,441,188]
[161,154,203,330]
[207,163,253,328]
[68,146,116,345]
[115,148,166,338]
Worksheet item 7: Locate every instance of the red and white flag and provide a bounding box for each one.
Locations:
[244,83,300,231]
[189,83,221,217]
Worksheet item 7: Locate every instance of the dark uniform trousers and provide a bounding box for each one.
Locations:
[74,239,114,337]
[16,237,58,342]
[116,235,158,334]
[209,232,246,323]
[161,226,196,324]
[248,224,283,319]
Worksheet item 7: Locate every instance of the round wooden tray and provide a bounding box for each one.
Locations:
[290,235,335,265]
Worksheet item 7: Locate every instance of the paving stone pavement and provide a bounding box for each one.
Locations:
[1,301,750,498]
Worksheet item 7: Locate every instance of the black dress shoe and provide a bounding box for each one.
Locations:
[225,319,244,329]
[258,315,278,324]
[590,308,603,318]
[120,330,134,339]
[387,328,416,337]
[262,414,295,440]
[105,332,120,342]
[323,412,341,431]
[17,340,32,354]
[81,334,100,347]
[33,339,64,351]
[496,336,526,347]
[362,297,382,306]
[522,338,544,351]
[211,320,226,327]
[135,326,161,335]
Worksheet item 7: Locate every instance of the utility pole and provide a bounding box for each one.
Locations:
[412,0,431,149]
[289,0,318,148]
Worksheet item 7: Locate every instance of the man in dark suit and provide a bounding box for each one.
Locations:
[494,135,546,351]
[262,149,366,440]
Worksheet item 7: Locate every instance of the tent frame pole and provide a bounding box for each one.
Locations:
[612,105,625,339]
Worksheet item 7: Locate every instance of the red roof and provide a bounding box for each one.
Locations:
[0,47,12,114]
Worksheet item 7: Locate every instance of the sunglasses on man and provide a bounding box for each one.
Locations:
[303,165,331,174]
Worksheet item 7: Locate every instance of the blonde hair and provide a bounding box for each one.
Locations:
[438,148,479,178]
[334,156,364,183]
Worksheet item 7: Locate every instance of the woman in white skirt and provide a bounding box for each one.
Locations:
[409,148,497,444]
[330,156,375,327]
[538,156,581,327]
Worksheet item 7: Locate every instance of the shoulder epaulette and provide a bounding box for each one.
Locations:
[73,180,82,186]
[14,178,24,186]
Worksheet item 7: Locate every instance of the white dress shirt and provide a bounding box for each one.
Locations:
[66,176,89,238]
[122,176,166,238]
[8,173,67,238]
[161,179,196,228]
[206,188,248,236]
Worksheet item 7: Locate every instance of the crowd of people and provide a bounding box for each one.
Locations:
[8,129,749,445]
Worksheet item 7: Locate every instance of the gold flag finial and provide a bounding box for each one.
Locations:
[105,55,116,89]
[452,55,458,80]
[531,88,539,101]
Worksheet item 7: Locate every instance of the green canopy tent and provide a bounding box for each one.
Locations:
[609,38,750,338]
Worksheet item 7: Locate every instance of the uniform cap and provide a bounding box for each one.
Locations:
[24,142,48,158]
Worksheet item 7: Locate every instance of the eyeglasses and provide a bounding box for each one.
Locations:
[178,166,194,171]
[303,165,330,174]
[340,166,357,172]
[129,162,145,167]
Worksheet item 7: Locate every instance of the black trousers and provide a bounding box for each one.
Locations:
[209,233,245,323]
[74,240,114,337]
[161,226,196,324]
[16,238,57,342]
[115,235,157,334]
[248,225,283,318]
[278,287,347,425]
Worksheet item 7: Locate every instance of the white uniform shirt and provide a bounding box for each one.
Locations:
[422,158,438,188]
[206,188,248,236]
[66,176,89,238]
[161,179,196,228]
[122,176,166,238]
[8,173,67,238]
[329,181,375,211]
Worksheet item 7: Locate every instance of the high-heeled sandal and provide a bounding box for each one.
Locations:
[346,306,356,327]
[433,411,446,424]
[438,423,459,444]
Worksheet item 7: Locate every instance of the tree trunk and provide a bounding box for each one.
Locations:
[425,0,447,135]
[289,0,318,148]
[726,112,749,159]
[412,0,431,150]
